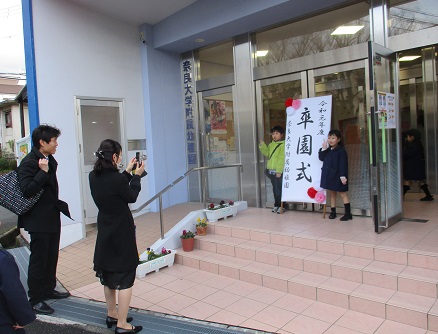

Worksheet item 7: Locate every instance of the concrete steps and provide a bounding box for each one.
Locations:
[174,222,438,330]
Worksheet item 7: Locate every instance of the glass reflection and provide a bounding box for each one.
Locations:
[255,3,370,66]
[389,0,438,37]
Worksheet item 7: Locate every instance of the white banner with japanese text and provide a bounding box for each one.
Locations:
[282,95,332,204]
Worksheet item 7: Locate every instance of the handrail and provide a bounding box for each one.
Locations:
[132,164,243,239]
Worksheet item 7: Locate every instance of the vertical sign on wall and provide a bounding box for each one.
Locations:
[15,135,31,166]
[182,59,197,168]
[282,96,332,204]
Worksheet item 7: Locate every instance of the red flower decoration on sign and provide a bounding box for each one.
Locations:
[285,98,293,107]
[307,187,317,199]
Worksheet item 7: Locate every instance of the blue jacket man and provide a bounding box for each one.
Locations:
[0,246,36,333]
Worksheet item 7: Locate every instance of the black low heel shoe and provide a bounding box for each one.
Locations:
[106,316,133,328]
[115,325,143,333]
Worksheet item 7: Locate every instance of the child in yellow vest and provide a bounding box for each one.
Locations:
[259,125,285,213]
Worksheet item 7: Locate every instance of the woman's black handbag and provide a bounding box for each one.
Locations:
[0,169,43,215]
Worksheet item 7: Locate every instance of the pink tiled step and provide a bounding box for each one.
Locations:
[176,248,437,330]
[192,231,438,298]
[173,222,438,330]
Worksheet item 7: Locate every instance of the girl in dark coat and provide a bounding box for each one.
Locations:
[403,129,433,201]
[89,139,145,334]
[318,129,352,221]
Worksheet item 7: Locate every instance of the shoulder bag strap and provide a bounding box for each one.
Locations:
[269,143,282,159]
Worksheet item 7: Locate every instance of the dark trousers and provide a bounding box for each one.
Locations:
[28,232,60,305]
[268,174,283,207]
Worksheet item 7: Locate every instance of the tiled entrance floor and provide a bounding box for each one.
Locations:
[58,194,438,333]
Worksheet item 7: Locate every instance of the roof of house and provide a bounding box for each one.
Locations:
[0,84,24,95]
[0,99,18,109]
[15,85,27,103]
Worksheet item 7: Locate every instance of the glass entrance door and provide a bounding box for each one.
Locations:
[257,63,370,214]
[256,50,402,229]
[256,73,306,208]
[198,86,240,202]
[309,60,370,217]
[368,41,401,233]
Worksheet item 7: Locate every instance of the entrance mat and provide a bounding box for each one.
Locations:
[401,218,429,223]
[53,298,250,334]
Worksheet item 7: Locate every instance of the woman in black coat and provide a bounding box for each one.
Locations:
[89,139,145,334]
[402,129,433,201]
[318,129,352,221]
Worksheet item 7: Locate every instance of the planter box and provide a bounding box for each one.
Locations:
[204,205,238,222]
[136,250,176,278]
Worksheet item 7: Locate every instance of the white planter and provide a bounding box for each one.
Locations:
[136,250,176,278]
[204,205,238,222]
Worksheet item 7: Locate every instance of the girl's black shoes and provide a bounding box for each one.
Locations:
[329,208,336,219]
[340,203,353,221]
[420,184,434,201]
[329,205,353,220]
[106,316,133,328]
[340,213,353,221]
[115,325,143,333]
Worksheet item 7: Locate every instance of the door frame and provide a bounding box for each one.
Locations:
[256,60,370,212]
[74,97,126,225]
[197,86,239,203]
[367,41,402,233]
[255,71,307,208]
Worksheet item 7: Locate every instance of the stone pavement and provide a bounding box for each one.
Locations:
[0,205,17,235]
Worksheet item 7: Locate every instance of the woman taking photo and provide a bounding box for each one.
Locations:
[89,139,145,334]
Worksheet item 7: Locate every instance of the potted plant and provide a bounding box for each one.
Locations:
[136,247,176,278]
[180,229,196,252]
[195,217,208,236]
[204,200,237,222]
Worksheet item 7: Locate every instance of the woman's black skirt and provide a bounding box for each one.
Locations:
[95,269,136,290]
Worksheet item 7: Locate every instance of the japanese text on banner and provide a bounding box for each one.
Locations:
[282,95,332,204]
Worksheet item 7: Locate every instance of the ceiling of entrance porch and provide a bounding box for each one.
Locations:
[65,0,197,25]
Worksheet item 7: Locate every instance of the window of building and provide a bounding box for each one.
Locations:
[196,40,234,80]
[254,3,370,67]
[5,111,12,128]
[389,0,438,37]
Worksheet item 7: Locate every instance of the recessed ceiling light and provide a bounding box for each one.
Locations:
[331,26,364,35]
[399,55,421,61]
[195,38,205,43]
[256,50,268,57]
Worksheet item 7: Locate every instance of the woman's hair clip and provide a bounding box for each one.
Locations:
[94,150,104,159]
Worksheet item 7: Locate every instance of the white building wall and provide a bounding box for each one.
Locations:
[32,0,146,247]
[10,104,22,146]
[0,104,21,153]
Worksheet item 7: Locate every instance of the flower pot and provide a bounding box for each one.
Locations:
[136,250,176,278]
[181,237,195,252]
[196,226,207,236]
[204,205,238,222]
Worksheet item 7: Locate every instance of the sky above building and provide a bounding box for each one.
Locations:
[0,0,25,76]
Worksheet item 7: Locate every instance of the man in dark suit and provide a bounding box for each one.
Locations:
[18,125,70,315]
[0,222,36,333]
